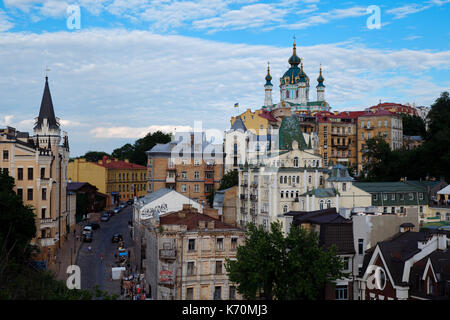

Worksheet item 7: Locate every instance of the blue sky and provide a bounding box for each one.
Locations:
[0,0,449,156]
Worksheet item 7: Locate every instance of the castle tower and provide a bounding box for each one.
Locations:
[264,62,273,108]
[33,76,61,149]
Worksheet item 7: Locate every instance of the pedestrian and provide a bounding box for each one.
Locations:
[76,235,79,242]
[100,253,103,263]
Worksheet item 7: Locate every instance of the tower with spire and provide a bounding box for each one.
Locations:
[316,65,325,102]
[264,62,273,107]
[34,76,62,149]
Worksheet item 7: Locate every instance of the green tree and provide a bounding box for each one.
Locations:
[360,136,394,181]
[82,151,111,162]
[225,222,344,300]
[401,114,426,137]
[111,131,172,166]
[219,170,238,190]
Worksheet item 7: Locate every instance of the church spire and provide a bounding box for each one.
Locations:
[316,64,325,102]
[34,75,59,131]
[264,62,273,108]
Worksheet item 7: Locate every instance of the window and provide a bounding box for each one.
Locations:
[187,262,195,276]
[326,199,332,209]
[215,261,223,274]
[216,238,224,251]
[181,184,187,192]
[182,171,187,179]
[391,194,395,201]
[42,188,47,201]
[40,167,45,179]
[41,207,46,219]
[186,288,194,300]
[400,193,404,201]
[383,194,387,201]
[229,286,236,300]
[286,90,289,99]
[373,194,378,201]
[194,159,200,166]
[358,239,364,255]
[283,205,289,213]
[409,193,414,200]
[335,285,348,300]
[361,121,364,128]
[391,207,395,214]
[2,150,8,161]
[17,168,24,181]
[194,171,199,179]
[280,191,284,198]
[27,168,33,180]
[188,239,195,251]
[427,276,434,295]
[383,207,387,213]
[231,238,238,250]
[27,188,33,201]
[293,157,299,167]
[214,286,222,300]
[194,184,199,193]
[419,193,424,201]
[343,183,347,191]
[17,188,23,199]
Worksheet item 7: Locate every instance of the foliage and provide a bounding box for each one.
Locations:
[401,114,426,137]
[360,92,450,181]
[207,188,215,208]
[225,222,344,300]
[219,170,238,190]
[111,131,172,166]
[82,151,111,162]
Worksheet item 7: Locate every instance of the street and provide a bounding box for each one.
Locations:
[76,205,134,296]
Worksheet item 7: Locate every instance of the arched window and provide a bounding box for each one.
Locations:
[283,205,289,213]
[319,200,324,210]
[326,199,332,209]
[286,90,290,99]
[427,276,434,295]
[291,191,294,198]
[293,157,299,167]
[284,176,287,184]
[296,191,299,198]
[288,176,291,185]
[296,176,300,183]
[296,89,299,98]
[436,212,441,220]
[280,176,283,184]
[280,191,284,198]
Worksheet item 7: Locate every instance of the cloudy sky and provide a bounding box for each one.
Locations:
[0,0,449,157]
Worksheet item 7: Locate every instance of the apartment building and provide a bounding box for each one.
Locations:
[357,110,403,173]
[147,132,223,206]
[68,156,147,206]
[137,204,245,300]
[0,76,71,263]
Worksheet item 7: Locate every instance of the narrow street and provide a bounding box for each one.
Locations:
[76,205,134,296]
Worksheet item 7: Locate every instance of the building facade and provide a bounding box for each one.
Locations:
[147,132,223,206]
[68,156,147,206]
[136,204,245,300]
[0,76,71,263]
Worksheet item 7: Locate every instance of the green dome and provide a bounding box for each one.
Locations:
[279,116,307,150]
[288,43,301,66]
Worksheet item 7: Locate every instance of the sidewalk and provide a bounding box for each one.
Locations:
[48,223,86,281]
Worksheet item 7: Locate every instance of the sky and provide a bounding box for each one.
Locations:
[0,0,449,157]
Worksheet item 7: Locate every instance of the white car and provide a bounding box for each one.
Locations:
[83,225,93,235]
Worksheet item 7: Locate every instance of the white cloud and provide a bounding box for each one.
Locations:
[0,115,15,126]
[0,9,15,32]
[386,4,431,19]
[91,125,193,138]
[403,35,422,41]
[0,29,448,156]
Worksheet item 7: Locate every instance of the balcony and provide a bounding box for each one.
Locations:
[240,194,248,200]
[166,176,176,183]
[250,208,256,215]
[40,237,56,247]
[204,178,214,185]
[364,125,374,130]
[40,218,56,228]
[205,164,215,171]
[331,131,350,137]
[250,194,258,201]
[240,207,247,214]
[159,249,176,260]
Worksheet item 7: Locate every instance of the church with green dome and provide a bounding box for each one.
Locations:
[263,41,331,114]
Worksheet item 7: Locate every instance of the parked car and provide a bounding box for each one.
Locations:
[112,233,123,243]
[113,207,120,214]
[127,199,134,205]
[101,213,110,222]
[83,231,93,242]
[83,225,93,235]
[86,222,100,230]
[120,202,126,209]
[106,210,113,217]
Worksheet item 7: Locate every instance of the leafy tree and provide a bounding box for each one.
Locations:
[219,170,238,190]
[226,222,344,300]
[401,114,426,137]
[111,131,172,166]
[360,136,394,181]
[82,151,111,162]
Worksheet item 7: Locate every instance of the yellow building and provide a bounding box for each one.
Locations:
[68,156,147,207]
[230,108,269,134]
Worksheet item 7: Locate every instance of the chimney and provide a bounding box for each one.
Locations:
[178,211,186,218]
[207,221,215,230]
[204,208,219,219]
[198,221,206,229]
[183,204,193,211]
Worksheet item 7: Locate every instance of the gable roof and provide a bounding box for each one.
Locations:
[437,185,450,195]
[230,117,247,131]
[353,181,426,193]
[67,182,98,192]
[160,210,239,231]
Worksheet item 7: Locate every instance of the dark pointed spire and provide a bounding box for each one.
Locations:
[35,76,59,130]
[317,64,325,87]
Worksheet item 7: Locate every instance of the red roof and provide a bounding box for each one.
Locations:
[259,109,278,122]
[96,156,146,170]
[160,210,239,231]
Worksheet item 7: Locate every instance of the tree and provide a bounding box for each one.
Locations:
[360,136,393,181]
[219,170,238,190]
[226,222,344,300]
[82,151,111,162]
[401,114,426,137]
[111,131,172,166]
